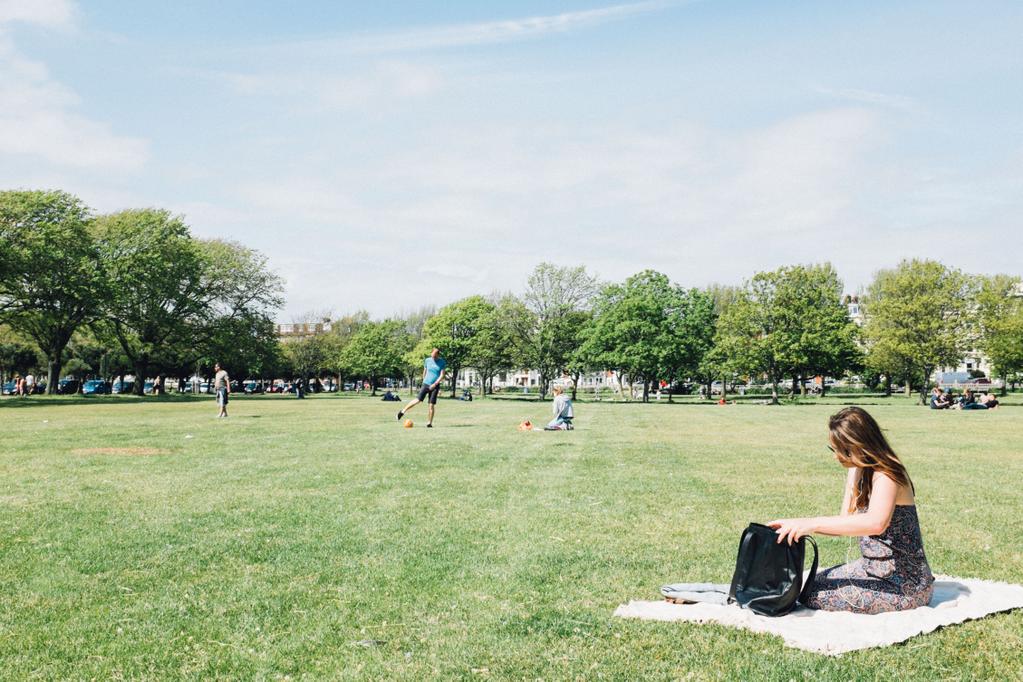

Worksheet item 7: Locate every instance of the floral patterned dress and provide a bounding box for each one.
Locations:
[804,505,935,614]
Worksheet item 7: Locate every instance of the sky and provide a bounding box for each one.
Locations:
[1,0,1021,320]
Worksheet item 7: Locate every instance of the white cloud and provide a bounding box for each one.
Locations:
[340,0,677,53]
[0,2,148,171]
[234,0,683,58]
[418,263,490,283]
[815,87,918,112]
[213,60,443,111]
[197,107,900,317]
[0,0,75,29]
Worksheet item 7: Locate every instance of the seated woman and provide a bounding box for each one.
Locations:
[769,407,935,614]
[544,385,574,430]
[929,387,950,409]
[980,393,1000,409]
[958,388,989,410]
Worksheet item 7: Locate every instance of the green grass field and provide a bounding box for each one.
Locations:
[2,393,1021,680]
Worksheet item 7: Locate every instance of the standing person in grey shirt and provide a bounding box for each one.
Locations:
[214,363,230,418]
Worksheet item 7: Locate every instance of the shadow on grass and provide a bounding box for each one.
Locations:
[0,394,210,408]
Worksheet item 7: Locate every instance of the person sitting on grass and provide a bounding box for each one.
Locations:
[544,385,574,431]
[980,393,1000,409]
[768,406,935,614]
[929,387,950,410]
[956,388,990,410]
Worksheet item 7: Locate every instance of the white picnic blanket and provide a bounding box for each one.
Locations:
[614,576,1023,655]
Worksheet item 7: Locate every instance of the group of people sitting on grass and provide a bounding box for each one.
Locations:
[929,387,1000,410]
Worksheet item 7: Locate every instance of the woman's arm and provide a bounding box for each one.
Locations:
[767,472,899,545]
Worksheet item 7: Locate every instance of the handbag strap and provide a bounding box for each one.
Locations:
[797,535,819,605]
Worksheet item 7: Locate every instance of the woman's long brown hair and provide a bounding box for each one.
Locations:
[829,407,912,511]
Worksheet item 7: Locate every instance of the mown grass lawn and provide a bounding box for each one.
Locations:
[1,393,1021,680]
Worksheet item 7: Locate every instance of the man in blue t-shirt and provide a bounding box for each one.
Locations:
[397,347,447,428]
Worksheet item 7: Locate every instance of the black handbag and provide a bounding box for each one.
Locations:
[727,523,819,617]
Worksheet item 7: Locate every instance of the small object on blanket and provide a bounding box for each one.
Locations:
[614,576,1023,655]
[661,582,730,606]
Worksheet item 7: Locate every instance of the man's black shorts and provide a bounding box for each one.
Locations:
[417,383,441,404]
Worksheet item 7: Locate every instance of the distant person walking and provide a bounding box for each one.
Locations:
[397,348,446,428]
[214,363,230,418]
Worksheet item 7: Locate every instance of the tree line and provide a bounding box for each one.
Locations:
[0,190,283,394]
[279,261,1023,406]
[4,189,1022,405]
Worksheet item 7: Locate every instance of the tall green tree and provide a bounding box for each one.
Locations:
[714,270,792,405]
[564,310,596,401]
[196,239,285,388]
[662,288,717,401]
[418,296,491,397]
[514,263,600,399]
[341,320,407,395]
[773,264,860,396]
[584,272,717,403]
[976,275,1023,393]
[715,265,859,404]
[320,310,371,387]
[0,190,106,392]
[584,271,671,402]
[93,212,283,395]
[468,295,524,397]
[282,335,330,383]
[92,209,210,395]
[862,259,974,405]
[696,284,741,399]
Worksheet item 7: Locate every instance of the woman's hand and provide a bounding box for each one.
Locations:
[766,518,817,545]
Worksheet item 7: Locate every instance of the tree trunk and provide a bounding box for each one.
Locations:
[705,378,713,400]
[371,377,377,396]
[770,377,780,405]
[134,358,148,396]
[800,376,807,397]
[790,375,798,397]
[642,379,649,403]
[720,373,728,401]
[904,380,912,397]
[920,368,930,405]
[46,355,62,395]
[884,376,892,397]
[820,380,828,398]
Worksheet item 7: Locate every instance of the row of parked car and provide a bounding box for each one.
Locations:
[2,381,46,395]
[3,377,350,396]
